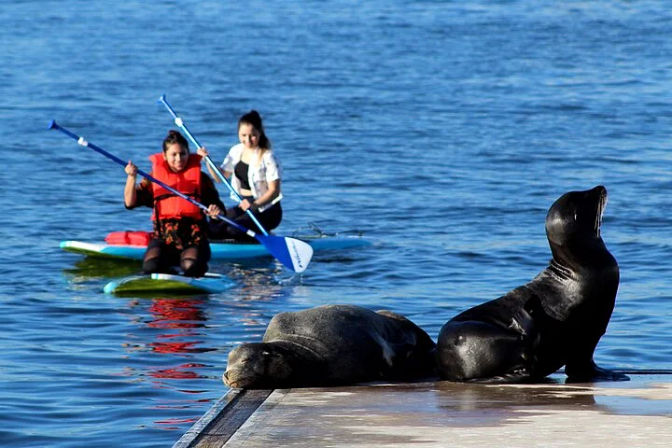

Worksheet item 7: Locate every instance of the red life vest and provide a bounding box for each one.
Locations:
[149,152,203,221]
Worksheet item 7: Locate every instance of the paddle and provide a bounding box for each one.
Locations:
[48,120,313,273]
[158,95,277,235]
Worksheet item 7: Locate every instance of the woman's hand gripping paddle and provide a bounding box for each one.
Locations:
[48,120,312,273]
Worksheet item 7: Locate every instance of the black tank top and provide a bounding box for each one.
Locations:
[234,161,251,190]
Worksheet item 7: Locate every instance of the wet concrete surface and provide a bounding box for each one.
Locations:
[177,374,672,447]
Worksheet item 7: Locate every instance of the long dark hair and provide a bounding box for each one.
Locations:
[238,110,271,150]
[162,130,189,153]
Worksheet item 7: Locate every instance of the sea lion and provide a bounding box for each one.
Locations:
[223,304,437,389]
[437,185,629,383]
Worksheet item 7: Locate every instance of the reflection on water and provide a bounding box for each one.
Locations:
[63,257,141,281]
[111,262,289,395]
[147,299,207,331]
[225,262,288,302]
[129,298,212,380]
[149,364,208,380]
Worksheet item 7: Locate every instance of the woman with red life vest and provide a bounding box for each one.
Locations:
[124,130,225,277]
[197,110,282,241]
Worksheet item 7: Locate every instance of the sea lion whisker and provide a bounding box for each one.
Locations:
[595,190,607,235]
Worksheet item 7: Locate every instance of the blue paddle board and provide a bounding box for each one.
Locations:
[61,236,370,261]
[103,272,234,294]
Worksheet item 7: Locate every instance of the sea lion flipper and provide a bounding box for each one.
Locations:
[565,359,630,382]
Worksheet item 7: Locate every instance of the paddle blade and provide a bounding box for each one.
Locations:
[257,235,313,273]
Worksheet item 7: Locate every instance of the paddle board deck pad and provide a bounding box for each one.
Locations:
[103,272,234,294]
[61,236,371,261]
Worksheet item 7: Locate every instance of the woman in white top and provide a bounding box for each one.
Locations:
[198,110,283,241]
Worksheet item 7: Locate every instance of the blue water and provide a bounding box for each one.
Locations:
[1,1,671,446]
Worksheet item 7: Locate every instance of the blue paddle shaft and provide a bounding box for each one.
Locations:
[47,120,253,237]
[158,95,270,236]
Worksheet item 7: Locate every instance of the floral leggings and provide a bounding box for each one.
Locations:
[144,219,211,277]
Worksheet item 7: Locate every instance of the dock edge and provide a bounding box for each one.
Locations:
[173,388,273,448]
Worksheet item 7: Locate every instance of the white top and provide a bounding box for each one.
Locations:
[220,143,283,212]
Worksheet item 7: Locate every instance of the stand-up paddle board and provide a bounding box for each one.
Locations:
[103,272,234,295]
[61,235,371,261]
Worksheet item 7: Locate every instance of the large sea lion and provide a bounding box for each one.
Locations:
[437,185,629,383]
[223,304,437,389]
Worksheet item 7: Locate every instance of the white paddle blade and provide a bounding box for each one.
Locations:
[258,234,313,273]
[286,238,313,273]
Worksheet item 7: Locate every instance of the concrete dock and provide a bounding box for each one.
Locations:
[174,373,672,447]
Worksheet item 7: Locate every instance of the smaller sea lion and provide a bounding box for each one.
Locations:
[223,304,436,388]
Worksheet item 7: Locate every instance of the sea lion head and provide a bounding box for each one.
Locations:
[223,342,294,389]
[545,185,610,265]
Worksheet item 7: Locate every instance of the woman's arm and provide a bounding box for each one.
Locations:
[251,179,280,210]
[251,151,282,210]
[124,161,138,207]
[201,173,227,213]
[197,147,226,183]
[239,179,280,211]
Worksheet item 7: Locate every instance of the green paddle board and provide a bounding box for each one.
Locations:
[103,272,234,294]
